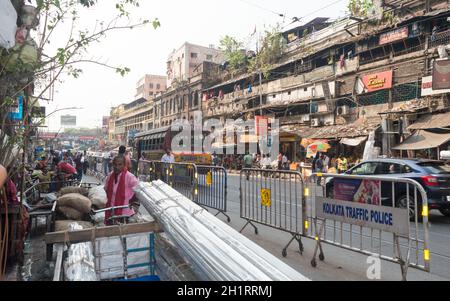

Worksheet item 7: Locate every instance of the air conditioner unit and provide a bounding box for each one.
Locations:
[337,105,350,116]
[302,114,311,122]
[311,118,321,127]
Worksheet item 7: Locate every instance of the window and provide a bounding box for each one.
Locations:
[379,163,403,174]
[149,83,154,89]
[206,54,213,60]
[191,52,198,59]
[157,84,160,89]
[351,162,380,175]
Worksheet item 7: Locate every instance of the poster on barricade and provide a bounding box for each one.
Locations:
[316,197,409,236]
[333,179,381,205]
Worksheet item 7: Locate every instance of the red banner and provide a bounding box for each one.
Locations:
[362,70,393,93]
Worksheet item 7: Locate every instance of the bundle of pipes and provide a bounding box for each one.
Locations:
[134,181,309,281]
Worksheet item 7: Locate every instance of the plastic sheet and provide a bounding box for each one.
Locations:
[63,223,98,281]
[134,181,310,281]
[0,0,17,49]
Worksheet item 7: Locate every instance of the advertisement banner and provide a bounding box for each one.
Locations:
[379,27,408,45]
[433,60,450,90]
[421,76,450,96]
[316,197,409,236]
[333,178,381,205]
[9,95,23,121]
[61,115,77,126]
[361,70,393,93]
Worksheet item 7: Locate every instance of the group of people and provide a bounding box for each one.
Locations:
[210,152,291,171]
[311,153,349,174]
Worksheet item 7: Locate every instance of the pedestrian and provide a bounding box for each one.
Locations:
[119,145,132,171]
[104,156,140,225]
[243,152,254,180]
[282,153,289,170]
[337,155,348,174]
[277,152,283,170]
[161,149,175,163]
[74,153,83,181]
[103,152,111,175]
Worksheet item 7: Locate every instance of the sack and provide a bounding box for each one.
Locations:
[55,220,94,232]
[58,186,89,197]
[57,193,92,214]
[88,186,107,209]
[57,206,84,221]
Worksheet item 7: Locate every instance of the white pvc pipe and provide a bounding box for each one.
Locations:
[134,180,309,281]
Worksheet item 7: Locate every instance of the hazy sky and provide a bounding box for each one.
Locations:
[42,0,349,131]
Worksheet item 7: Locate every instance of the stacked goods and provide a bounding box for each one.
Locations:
[56,193,92,221]
[88,186,107,209]
[58,187,89,197]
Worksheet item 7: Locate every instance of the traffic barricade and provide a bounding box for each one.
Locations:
[306,173,431,280]
[137,160,198,202]
[196,166,230,222]
[239,168,306,257]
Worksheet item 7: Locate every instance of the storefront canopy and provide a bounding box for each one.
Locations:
[407,112,450,130]
[340,136,367,146]
[392,130,450,150]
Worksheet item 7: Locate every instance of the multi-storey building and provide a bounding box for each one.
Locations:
[135,74,167,100]
[199,0,450,161]
[166,42,224,88]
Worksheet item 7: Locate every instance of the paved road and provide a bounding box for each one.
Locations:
[207,173,450,281]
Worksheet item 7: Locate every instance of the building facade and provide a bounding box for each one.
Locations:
[166,42,224,88]
[135,74,167,100]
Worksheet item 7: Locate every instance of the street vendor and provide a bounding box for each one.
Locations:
[104,156,140,225]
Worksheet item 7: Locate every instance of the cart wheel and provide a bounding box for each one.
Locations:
[319,253,325,261]
[282,249,287,258]
[311,259,317,268]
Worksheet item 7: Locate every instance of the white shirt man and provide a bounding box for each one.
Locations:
[161,152,175,163]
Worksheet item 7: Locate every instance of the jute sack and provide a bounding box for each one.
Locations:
[58,187,89,197]
[57,193,92,214]
[55,220,94,232]
[88,186,107,209]
[57,206,84,221]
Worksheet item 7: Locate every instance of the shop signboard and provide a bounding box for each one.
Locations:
[360,70,393,93]
[379,27,408,45]
[9,95,23,121]
[433,59,450,90]
[421,76,450,96]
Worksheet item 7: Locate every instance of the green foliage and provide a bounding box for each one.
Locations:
[348,0,373,18]
[219,35,247,75]
[248,24,286,79]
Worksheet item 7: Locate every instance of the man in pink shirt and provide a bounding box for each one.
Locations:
[104,156,140,225]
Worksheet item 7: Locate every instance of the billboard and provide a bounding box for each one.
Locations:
[379,27,408,45]
[421,76,450,96]
[61,115,76,126]
[432,59,450,90]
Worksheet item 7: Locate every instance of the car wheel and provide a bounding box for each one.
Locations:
[397,195,422,222]
[439,208,450,217]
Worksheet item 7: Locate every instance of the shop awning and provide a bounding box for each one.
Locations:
[407,112,450,130]
[392,130,450,150]
[307,118,381,139]
[340,136,367,146]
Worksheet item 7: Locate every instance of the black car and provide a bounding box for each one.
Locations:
[325,158,450,219]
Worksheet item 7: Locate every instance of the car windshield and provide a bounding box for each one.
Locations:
[418,162,450,174]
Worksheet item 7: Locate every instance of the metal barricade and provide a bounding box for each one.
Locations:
[239,168,306,257]
[137,160,198,202]
[306,173,431,281]
[196,166,230,222]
